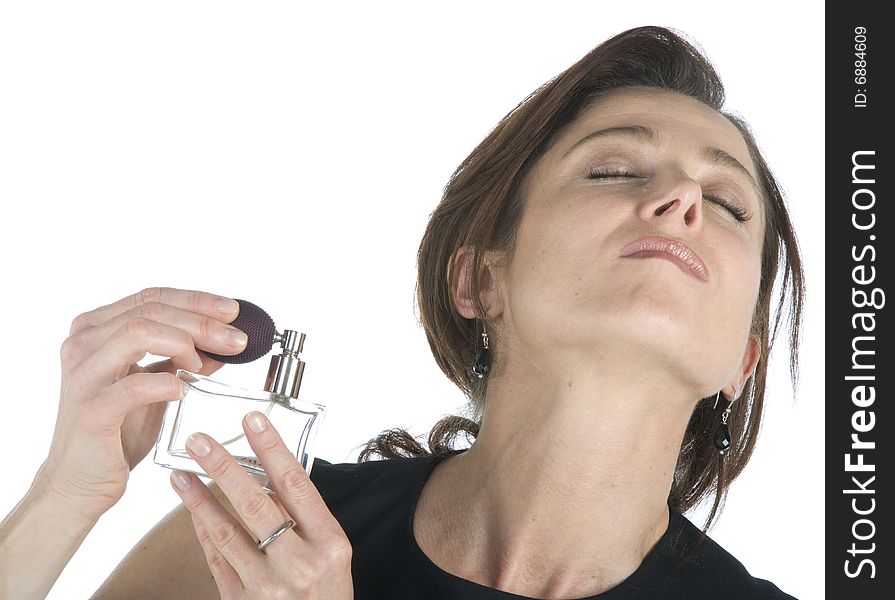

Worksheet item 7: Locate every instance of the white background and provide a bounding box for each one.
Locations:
[0,2,823,598]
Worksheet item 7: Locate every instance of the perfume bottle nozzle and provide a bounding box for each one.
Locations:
[265,329,306,400]
[274,330,305,355]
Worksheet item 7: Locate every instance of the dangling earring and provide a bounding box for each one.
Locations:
[472,323,491,379]
[712,391,733,454]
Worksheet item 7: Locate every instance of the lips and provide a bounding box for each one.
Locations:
[618,235,709,281]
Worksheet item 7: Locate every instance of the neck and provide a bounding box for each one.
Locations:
[418,342,696,598]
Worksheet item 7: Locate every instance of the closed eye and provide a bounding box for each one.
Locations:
[587,168,637,180]
[586,168,752,223]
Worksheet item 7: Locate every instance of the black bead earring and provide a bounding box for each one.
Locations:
[712,391,733,454]
[472,324,491,379]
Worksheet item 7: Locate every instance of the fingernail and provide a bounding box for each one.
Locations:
[186,433,212,457]
[171,470,192,491]
[216,297,240,314]
[226,327,248,347]
[246,411,266,433]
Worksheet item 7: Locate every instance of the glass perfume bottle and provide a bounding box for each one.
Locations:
[153,330,325,492]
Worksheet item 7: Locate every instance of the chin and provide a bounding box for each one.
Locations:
[614,309,693,345]
[578,297,706,359]
[611,283,700,327]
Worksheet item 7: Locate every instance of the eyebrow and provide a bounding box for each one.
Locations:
[560,124,763,200]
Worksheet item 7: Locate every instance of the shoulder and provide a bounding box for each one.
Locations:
[308,454,434,535]
[666,512,799,600]
[309,454,430,499]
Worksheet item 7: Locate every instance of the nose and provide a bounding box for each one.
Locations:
[637,171,704,229]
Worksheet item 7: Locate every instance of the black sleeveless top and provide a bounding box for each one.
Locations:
[308,451,797,599]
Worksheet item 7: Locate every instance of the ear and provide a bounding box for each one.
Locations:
[447,245,504,320]
[721,332,761,402]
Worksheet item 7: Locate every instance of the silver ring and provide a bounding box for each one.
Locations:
[257,519,295,552]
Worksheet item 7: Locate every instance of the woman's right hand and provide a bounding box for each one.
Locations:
[36,287,251,522]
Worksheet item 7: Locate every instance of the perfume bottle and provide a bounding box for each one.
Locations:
[153,328,326,492]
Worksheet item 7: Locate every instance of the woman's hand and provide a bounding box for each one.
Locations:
[170,411,354,599]
[40,287,249,520]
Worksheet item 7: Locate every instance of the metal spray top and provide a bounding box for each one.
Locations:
[264,330,306,400]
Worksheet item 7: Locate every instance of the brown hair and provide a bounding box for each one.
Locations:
[357,25,804,534]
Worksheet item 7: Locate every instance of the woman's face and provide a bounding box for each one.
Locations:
[493,86,764,397]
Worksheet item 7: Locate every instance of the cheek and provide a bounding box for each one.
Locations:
[503,212,604,331]
[509,231,579,304]
[714,241,763,335]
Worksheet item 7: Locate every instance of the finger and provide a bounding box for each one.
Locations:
[89,371,187,426]
[69,287,240,336]
[143,351,226,377]
[170,469,265,586]
[184,432,298,558]
[191,513,244,595]
[70,318,203,391]
[70,301,249,368]
[242,412,343,545]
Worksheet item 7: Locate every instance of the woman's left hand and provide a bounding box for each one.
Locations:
[169,411,354,599]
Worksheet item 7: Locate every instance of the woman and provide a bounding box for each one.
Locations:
[0,26,803,599]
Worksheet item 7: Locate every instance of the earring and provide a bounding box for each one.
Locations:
[472,323,491,379]
[712,391,733,454]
